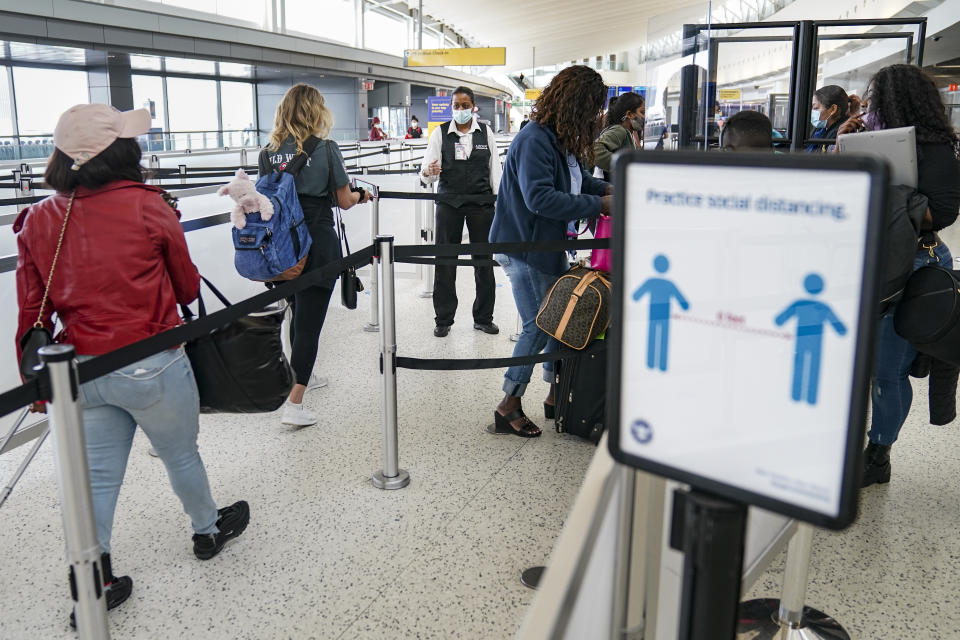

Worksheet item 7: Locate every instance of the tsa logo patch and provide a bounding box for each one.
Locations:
[631,420,653,444]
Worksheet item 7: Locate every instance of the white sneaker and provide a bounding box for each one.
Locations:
[281,401,318,426]
[306,374,328,391]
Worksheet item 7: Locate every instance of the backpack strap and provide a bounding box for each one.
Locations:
[282,136,322,177]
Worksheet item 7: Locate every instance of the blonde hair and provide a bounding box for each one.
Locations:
[268,83,334,154]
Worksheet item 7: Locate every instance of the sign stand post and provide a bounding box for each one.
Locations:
[672,490,748,640]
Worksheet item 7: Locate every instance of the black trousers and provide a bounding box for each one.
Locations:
[288,210,338,386]
[433,203,495,327]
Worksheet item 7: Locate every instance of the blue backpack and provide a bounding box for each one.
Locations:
[233,137,319,281]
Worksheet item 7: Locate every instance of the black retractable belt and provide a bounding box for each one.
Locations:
[397,340,606,371]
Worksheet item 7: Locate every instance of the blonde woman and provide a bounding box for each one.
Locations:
[258,83,371,426]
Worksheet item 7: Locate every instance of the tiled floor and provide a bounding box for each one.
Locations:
[742,375,960,639]
[0,270,598,639]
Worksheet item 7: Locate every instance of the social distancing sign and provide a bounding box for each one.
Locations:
[608,152,886,529]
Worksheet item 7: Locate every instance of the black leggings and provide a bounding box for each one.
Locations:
[288,202,340,386]
[289,285,334,386]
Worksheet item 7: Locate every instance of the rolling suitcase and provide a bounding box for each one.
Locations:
[554,342,607,444]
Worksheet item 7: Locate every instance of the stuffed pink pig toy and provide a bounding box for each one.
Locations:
[218,168,274,229]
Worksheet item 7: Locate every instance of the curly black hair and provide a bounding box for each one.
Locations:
[531,65,607,164]
[866,64,959,151]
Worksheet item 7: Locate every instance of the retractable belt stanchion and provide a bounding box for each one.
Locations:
[371,235,410,490]
[416,178,434,298]
[147,155,159,185]
[363,198,381,332]
[40,344,111,639]
[15,177,33,213]
[738,523,850,639]
[240,148,248,167]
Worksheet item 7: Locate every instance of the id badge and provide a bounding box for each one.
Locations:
[454,143,468,160]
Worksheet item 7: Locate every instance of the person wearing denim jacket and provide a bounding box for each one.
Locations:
[489,65,612,437]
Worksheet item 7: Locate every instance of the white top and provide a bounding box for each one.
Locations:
[420,118,502,194]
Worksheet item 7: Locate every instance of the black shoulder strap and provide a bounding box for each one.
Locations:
[325,143,352,259]
[282,136,322,177]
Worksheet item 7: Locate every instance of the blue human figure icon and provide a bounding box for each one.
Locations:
[774,273,847,405]
[632,255,690,372]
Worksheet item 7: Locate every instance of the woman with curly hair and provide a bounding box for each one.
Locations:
[838,64,960,486]
[488,65,612,437]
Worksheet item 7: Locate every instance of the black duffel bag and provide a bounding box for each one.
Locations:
[181,277,294,413]
[893,265,960,366]
[878,186,927,315]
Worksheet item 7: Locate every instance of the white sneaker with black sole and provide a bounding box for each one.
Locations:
[281,401,318,426]
[307,374,328,391]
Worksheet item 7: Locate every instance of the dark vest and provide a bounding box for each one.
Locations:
[439,122,492,208]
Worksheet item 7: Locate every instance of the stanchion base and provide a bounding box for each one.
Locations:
[363,323,380,333]
[509,333,521,342]
[737,598,850,640]
[520,566,545,590]
[371,469,410,490]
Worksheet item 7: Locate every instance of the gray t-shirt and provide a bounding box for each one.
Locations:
[258,136,350,199]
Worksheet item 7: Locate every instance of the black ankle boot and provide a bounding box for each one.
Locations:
[69,553,133,628]
[861,442,892,487]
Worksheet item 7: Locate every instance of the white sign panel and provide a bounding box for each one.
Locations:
[609,153,884,528]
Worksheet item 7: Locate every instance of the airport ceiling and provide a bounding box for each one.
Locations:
[420,0,709,71]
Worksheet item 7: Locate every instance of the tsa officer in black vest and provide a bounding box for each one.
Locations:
[421,86,502,337]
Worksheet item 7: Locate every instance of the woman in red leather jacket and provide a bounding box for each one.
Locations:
[15,104,248,624]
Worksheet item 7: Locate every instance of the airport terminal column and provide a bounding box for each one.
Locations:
[371,235,410,490]
[364,198,381,332]
[40,344,111,639]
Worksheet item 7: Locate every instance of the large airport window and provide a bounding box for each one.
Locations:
[157,0,268,27]
[165,56,217,75]
[285,0,357,46]
[0,67,14,137]
[166,77,218,149]
[12,67,89,136]
[220,81,256,147]
[364,8,407,57]
[132,74,166,130]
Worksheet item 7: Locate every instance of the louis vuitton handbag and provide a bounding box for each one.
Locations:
[535,264,611,350]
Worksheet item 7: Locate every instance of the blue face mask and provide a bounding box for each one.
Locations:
[453,109,473,125]
[810,110,826,129]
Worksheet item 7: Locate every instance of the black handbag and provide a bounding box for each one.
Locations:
[19,190,76,380]
[325,142,364,309]
[181,277,294,413]
[894,265,960,366]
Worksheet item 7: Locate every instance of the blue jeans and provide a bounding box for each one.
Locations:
[79,347,219,553]
[497,254,561,397]
[869,242,953,446]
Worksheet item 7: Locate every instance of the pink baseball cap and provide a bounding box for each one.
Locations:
[53,104,152,170]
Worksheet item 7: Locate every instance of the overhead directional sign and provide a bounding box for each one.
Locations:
[718,88,742,100]
[404,47,506,67]
[524,88,543,101]
[607,151,887,530]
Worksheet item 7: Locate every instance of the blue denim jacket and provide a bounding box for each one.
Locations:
[489,121,609,275]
